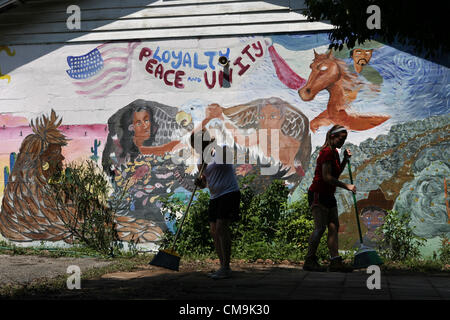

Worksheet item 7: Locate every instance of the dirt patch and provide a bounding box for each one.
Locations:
[0,254,112,286]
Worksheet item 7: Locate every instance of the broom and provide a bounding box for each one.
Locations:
[149,162,207,271]
[347,159,383,269]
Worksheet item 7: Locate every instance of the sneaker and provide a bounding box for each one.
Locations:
[303,256,327,272]
[209,267,232,280]
[328,256,353,273]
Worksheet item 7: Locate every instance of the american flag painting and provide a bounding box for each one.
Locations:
[66,40,141,99]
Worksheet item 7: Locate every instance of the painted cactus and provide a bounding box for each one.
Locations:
[4,167,9,187]
[4,152,16,187]
[90,139,101,161]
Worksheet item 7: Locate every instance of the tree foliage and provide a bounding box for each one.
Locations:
[303,0,448,58]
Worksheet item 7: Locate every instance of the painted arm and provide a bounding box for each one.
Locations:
[139,103,225,157]
[139,140,180,156]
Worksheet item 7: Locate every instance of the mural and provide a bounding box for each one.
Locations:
[0,110,69,241]
[0,110,167,243]
[102,99,193,231]
[66,41,141,99]
[0,33,448,252]
[101,97,311,235]
[298,50,390,132]
[206,97,311,179]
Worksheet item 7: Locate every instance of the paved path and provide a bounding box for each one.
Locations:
[36,262,450,300]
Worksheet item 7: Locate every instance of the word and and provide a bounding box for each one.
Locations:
[139,41,264,89]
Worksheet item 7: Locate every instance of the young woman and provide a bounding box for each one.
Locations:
[304,125,356,272]
[191,129,241,280]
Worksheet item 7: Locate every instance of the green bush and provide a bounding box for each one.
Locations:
[438,236,450,264]
[232,179,288,252]
[49,160,126,256]
[275,195,329,261]
[159,190,215,256]
[375,209,425,262]
[158,175,329,262]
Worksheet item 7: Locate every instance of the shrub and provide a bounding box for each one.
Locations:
[234,179,288,244]
[159,175,330,262]
[375,209,425,262]
[438,236,450,264]
[49,160,126,256]
[158,190,215,256]
[275,194,329,261]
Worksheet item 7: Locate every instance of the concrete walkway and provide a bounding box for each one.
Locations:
[41,262,450,300]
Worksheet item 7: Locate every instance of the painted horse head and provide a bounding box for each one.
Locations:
[299,50,358,102]
[298,50,390,132]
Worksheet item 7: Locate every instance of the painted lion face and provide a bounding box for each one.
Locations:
[40,143,65,179]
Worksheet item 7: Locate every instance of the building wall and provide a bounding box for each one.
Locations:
[0,0,330,45]
[0,1,448,254]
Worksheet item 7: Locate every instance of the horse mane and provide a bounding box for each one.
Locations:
[313,51,361,92]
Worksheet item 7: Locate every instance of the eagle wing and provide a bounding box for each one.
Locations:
[281,105,309,141]
[222,104,259,129]
[150,102,186,146]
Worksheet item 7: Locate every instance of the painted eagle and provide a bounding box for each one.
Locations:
[217,97,312,183]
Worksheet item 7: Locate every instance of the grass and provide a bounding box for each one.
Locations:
[0,240,137,259]
[380,258,449,274]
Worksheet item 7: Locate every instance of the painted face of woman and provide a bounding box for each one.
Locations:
[133,110,151,139]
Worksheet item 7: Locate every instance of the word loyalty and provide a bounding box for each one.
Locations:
[147,47,230,70]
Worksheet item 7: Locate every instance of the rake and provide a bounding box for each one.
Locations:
[149,162,207,271]
[347,159,383,269]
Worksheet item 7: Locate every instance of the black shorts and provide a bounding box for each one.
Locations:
[308,190,337,209]
[208,191,241,223]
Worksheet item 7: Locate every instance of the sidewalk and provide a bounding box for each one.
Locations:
[38,261,450,300]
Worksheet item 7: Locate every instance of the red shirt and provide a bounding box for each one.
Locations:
[309,147,341,195]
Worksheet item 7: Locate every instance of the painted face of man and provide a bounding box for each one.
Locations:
[362,209,385,229]
[133,110,151,139]
[352,49,373,66]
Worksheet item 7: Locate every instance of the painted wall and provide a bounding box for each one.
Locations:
[0,33,448,253]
